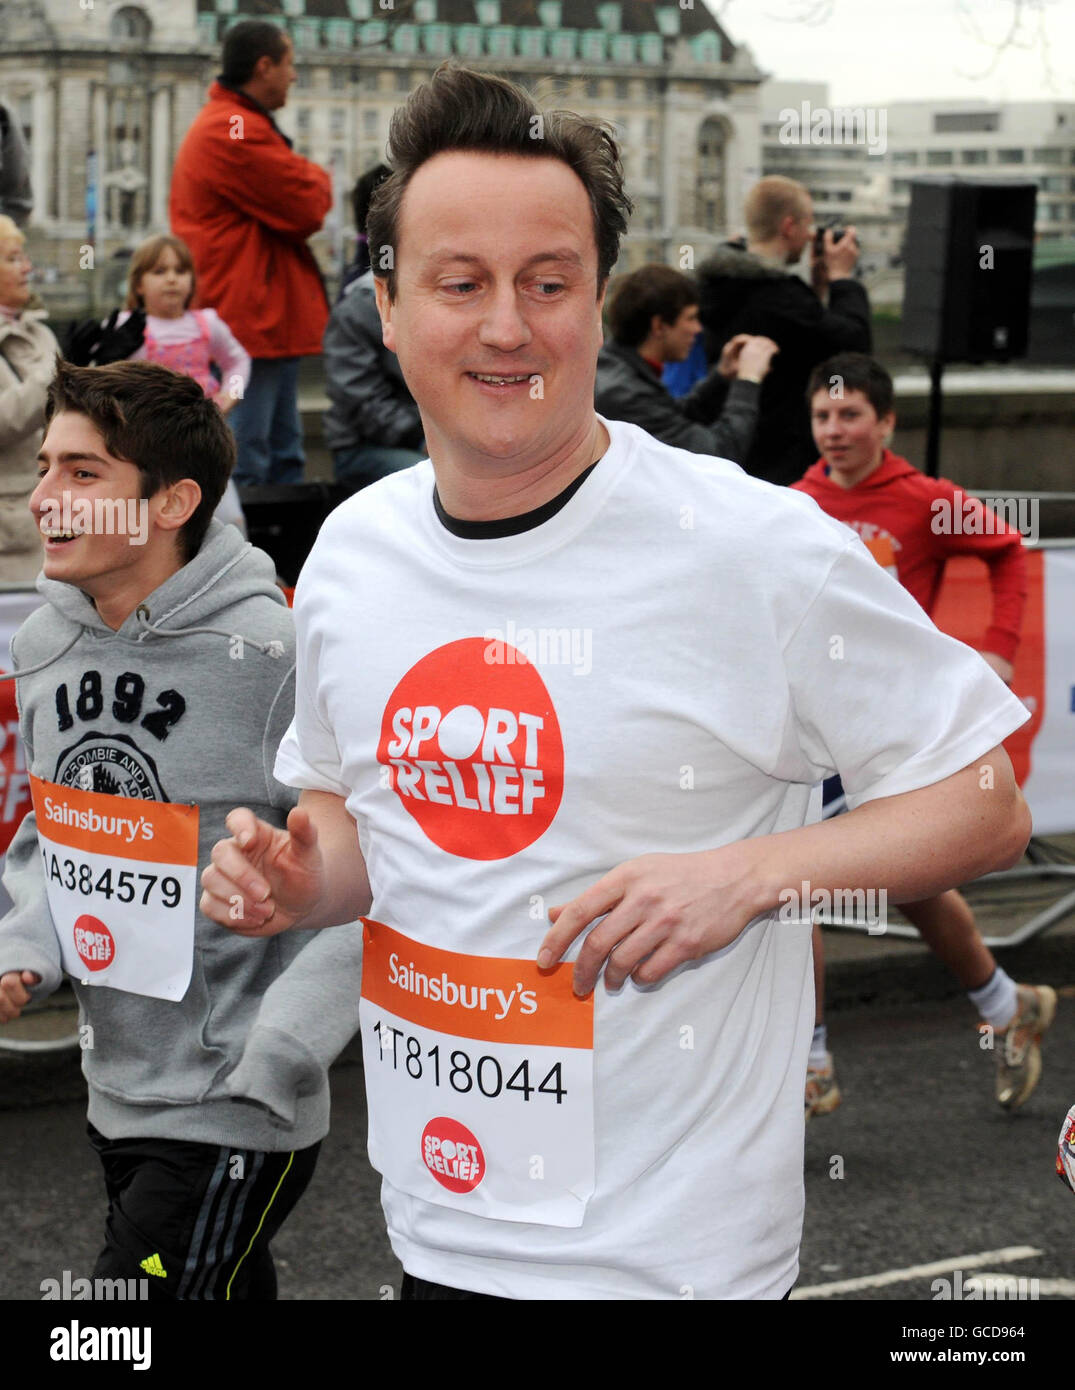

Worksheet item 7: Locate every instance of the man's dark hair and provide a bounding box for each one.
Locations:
[807,352,895,419]
[607,265,698,349]
[221,20,290,87]
[352,163,391,237]
[45,360,234,561]
[367,63,632,300]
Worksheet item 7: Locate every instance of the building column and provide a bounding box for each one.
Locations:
[150,84,170,227]
[30,83,51,227]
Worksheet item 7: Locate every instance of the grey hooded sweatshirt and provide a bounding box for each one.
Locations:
[0,520,360,1149]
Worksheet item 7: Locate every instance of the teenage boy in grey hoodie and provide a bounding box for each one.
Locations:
[0,360,353,1300]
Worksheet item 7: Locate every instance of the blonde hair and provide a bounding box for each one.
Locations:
[126,234,196,310]
[744,176,812,243]
[0,213,25,247]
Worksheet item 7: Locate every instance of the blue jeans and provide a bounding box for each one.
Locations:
[230,357,305,487]
[333,443,425,491]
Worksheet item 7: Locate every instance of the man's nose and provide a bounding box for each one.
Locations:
[477,286,532,353]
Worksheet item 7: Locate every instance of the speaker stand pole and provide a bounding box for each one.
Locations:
[925,358,944,479]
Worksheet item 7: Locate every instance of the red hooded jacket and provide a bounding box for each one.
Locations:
[792,450,1027,663]
[170,83,332,359]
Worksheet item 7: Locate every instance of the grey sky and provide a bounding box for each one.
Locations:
[707,0,1075,105]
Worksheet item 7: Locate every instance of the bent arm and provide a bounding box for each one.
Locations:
[748,745,1029,914]
[293,789,372,929]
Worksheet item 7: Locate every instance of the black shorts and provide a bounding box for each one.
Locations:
[87,1122,320,1301]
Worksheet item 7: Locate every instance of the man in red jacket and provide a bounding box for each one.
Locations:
[793,352,1054,1117]
[170,21,332,487]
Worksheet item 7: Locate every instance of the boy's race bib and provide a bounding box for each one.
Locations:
[30,774,199,1001]
[359,919,595,1226]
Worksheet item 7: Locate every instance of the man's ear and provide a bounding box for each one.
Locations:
[374,276,395,353]
[154,480,202,534]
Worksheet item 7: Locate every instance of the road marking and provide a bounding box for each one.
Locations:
[792,1245,1042,1299]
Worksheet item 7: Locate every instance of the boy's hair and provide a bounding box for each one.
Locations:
[125,234,196,311]
[221,19,290,86]
[745,176,811,242]
[607,265,697,348]
[807,353,895,419]
[45,360,234,561]
[351,163,391,237]
[367,62,632,301]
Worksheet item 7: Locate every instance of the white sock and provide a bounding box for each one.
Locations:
[809,1023,828,1067]
[968,967,1019,1030]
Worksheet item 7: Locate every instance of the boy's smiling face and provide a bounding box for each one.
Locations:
[30,412,198,628]
[810,386,895,489]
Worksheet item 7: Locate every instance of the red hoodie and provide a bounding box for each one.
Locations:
[792,450,1027,663]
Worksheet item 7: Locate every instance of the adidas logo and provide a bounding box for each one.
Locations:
[139,1252,167,1279]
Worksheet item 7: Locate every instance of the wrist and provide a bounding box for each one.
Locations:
[737,373,763,385]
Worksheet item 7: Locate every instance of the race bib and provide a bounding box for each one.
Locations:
[30,774,199,1001]
[360,919,594,1226]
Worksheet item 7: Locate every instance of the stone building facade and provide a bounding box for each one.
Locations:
[0,0,765,311]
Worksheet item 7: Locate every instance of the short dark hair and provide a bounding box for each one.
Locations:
[352,163,391,237]
[807,353,895,419]
[367,63,632,300]
[221,20,290,87]
[607,265,698,348]
[45,360,234,561]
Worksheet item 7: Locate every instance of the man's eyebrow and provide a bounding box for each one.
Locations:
[36,450,111,465]
[425,249,585,270]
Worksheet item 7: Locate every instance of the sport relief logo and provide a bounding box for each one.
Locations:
[73,914,115,972]
[421,1117,485,1194]
[378,638,564,859]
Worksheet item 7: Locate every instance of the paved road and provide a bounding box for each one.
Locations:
[3,980,1072,1303]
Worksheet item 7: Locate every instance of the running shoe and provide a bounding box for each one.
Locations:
[805,1052,841,1119]
[1056,1103,1075,1193]
[995,983,1057,1111]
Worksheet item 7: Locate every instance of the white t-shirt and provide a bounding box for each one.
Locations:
[275,417,1030,1300]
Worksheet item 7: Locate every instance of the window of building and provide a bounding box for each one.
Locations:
[1033,147,1063,164]
[330,107,346,138]
[296,108,311,134]
[933,111,999,133]
[586,78,599,99]
[960,149,988,165]
[997,148,1024,163]
[396,69,411,91]
[644,153,657,181]
[615,78,628,101]
[645,117,656,143]
[331,66,348,90]
[926,150,954,166]
[363,109,378,136]
[109,6,152,40]
[297,68,312,90]
[892,151,918,165]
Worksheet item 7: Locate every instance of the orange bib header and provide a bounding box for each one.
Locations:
[361,919,593,1049]
[30,775,199,866]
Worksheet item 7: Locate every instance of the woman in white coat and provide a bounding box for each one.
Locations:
[0,214,59,583]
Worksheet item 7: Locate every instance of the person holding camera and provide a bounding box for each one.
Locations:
[695,176,871,486]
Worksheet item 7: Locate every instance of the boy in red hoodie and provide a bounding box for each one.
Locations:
[793,352,1055,1115]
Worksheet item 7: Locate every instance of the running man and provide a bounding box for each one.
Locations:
[201,66,1031,1300]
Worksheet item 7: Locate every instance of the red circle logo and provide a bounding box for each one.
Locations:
[73,915,115,972]
[421,1117,485,1193]
[378,638,564,859]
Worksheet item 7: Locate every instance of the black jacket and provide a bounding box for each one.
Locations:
[594,339,761,464]
[321,269,423,454]
[696,244,871,486]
